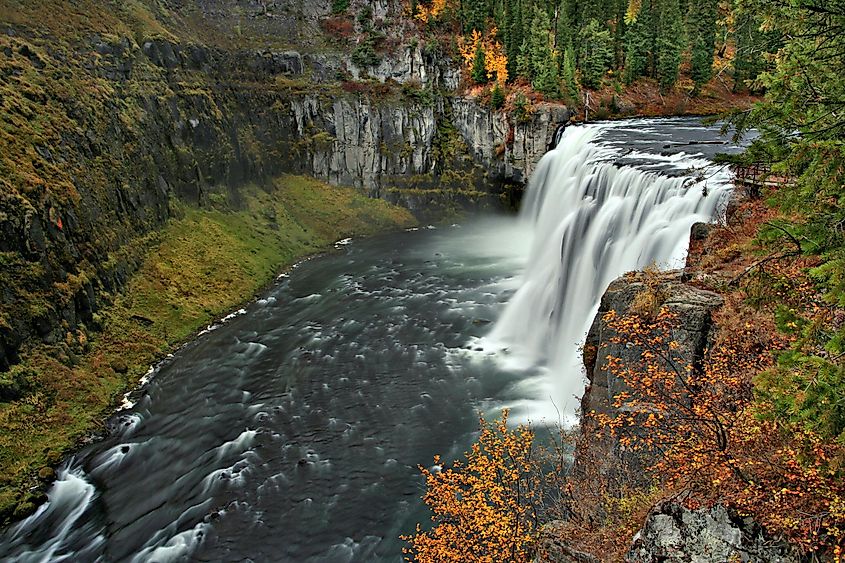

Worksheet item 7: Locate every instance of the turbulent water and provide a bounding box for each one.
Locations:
[485,118,740,424]
[0,118,747,562]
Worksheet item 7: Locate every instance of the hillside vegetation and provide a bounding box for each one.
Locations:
[406,0,766,116]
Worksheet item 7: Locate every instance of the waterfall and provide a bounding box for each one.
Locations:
[487,123,733,425]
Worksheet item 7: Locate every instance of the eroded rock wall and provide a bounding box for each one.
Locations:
[0,1,569,375]
[581,271,723,417]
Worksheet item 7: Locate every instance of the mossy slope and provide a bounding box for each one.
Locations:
[0,175,415,522]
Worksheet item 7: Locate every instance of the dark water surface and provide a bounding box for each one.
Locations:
[1,219,537,562]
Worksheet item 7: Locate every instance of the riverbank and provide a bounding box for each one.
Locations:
[0,174,415,523]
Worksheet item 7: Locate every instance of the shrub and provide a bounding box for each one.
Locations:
[403,411,541,562]
[629,266,668,322]
[351,39,381,68]
[0,365,38,402]
[513,92,534,124]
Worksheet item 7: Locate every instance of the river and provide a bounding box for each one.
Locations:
[0,117,749,562]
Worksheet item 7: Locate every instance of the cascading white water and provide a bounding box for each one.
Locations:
[487,123,733,425]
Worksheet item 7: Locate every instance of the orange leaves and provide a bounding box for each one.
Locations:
[414,0,449,24]
[403,410,539,562]
[457,28,508,84]
[598,300,845,557]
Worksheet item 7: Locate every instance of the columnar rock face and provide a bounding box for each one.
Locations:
[451,98,571,183]
[288,95,438,193]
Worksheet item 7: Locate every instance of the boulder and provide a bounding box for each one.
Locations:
[582,270,723,416]
[627,501,801,563]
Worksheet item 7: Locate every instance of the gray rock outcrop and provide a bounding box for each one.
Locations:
[548,270,801,563]
[581,270,723,417]
[452,97,571,183]
[627,502,801,563]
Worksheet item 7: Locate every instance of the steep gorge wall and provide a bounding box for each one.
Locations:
[544,270,802,562]
[0,1,568,376]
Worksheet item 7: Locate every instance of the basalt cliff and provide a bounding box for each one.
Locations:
[0,0,568,377]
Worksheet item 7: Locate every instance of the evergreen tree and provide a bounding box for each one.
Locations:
[517,6,552,82]
[732,10,771,93]
[490,82,506,108]
[535,53,562,98]
[492,0,505,33]
[471,41,488,83]
[513,6,564,97]
[554,0,572,52]
[579,19,613,89]
[464,0,490,33]
[611,0,628,67]
[688,0,718,92]
[655,0,684,90]
[623,0,655,82]
[622,0,682,89]
[561,42,579,99]
[505,0,524,79]
[624,13,650,83]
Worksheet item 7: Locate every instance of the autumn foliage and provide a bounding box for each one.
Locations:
[594,293,845,557]
[413,0,450,24]
[458,29,508,85]
[403,410,540,562]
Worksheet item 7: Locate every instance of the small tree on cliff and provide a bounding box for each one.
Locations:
[403,411,541,563]
[490,82,506,108]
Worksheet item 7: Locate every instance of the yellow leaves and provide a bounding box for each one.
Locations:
[457,29,509,84]
[404,410,539,562]
[415,0,449,24]
[599,303,845,557]
[624,0,643,24]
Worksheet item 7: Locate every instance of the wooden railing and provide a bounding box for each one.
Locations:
[731,163,795,198]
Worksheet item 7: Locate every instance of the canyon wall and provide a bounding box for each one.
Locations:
[0,0,569,372]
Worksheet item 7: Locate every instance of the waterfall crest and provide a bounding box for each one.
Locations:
[488,123,733,424]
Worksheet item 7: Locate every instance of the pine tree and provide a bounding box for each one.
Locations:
[688,0,718,93]
[490,81,506,108]
[535,53,562,98]
[579,19,613,89]
[517,6,548,81]
[611,0,628,67]
[464,0,490,33]
[505,0,524,80]
[624,14,650,83]
[655,0,683,90]
[561,42,579,100]
[471,41,488,83]
[732,10,771,93]
[623,0,655,82]
[554,0,572,52]
[512,6,565,97]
